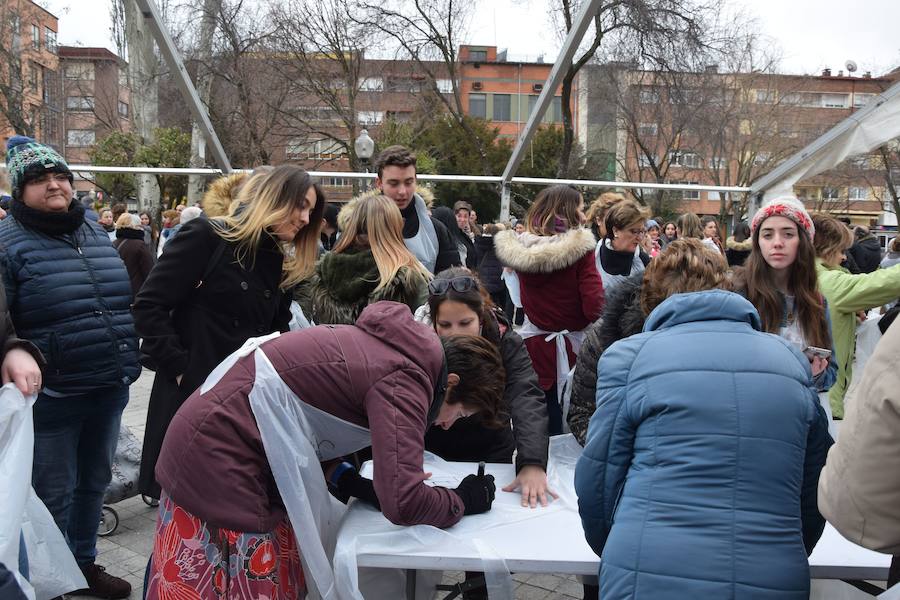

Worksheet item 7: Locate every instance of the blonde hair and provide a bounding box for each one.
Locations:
[586,192,625,225]
[217,165,325,288]
[641,238,729,314]
[115,213,142,230]
[605,199,649,240]
[334,194,431,290]
[676,212,704,239]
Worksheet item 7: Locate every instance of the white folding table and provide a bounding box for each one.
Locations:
[335,439,892,599]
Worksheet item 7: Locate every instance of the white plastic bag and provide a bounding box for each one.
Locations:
[289,300,316,331]
[0,384,85,600]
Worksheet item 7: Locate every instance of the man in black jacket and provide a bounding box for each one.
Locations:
[847,226,883,274]
[374,145,460,274]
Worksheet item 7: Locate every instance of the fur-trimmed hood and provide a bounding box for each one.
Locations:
[202,173,248,218]
[725,236,752,252]
[341,186,436,231]
[494,227,596,274]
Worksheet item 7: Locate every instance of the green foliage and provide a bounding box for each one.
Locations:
[374,118,438,174]
[135,127,191,210]
[88,131,140,204]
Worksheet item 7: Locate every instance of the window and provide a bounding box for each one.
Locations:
[550,96,562,122]
[821,187,840,201]
[849,187,867,200]
[65,62,94,80]
[286,139,345,160]
[853,93,875,109]
[850,155,870,169]
[753,152,771,166]
[639,88,659,104]
[469,93,486,119]
[709,157,727,170]
[469,50,487,62]
[28,65,38,90]
[8,13,19,34]
[821,93,849,109]
[436,79,454,94]
[44,27,57,53]
[669,151,701,168]
[66,96,94,110]
[493,94,511,121]
[118,68,129,88]
[118,101,129,118]
[638,123,658,137]
[638,154,657,168]
[320,177,351,187]
[528,95,538,118]
[358,77,383,92]
[680,181,700,200]
[357,111,384,126]
[756,89,776,104]
[67,129,95,146]
[31,24,39,49]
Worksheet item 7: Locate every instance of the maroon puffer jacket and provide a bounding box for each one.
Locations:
[156,301,464,532]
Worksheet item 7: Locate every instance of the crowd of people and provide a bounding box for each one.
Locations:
[2,132,900,600]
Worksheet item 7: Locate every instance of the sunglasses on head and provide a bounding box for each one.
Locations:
[428,276,478,296]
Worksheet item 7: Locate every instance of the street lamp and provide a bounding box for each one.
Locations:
[354,129,375,170]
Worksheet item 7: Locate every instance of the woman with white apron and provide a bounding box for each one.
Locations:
[594,200,651,296]
[493,185,604,436]
[144,302,504,600]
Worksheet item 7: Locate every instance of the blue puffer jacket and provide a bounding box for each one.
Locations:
[575,290,832,600]
[0,216,140,394]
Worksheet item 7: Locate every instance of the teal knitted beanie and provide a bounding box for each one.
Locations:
[5,135,73,199]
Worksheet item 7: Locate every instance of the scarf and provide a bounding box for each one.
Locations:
[10,198,85,236]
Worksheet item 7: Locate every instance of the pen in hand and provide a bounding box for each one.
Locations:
[477,461,485,478]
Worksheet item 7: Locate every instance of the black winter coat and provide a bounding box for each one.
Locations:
[425,310,549,471]
[568,273,646,445]
[399,201,461,274]
[474,235,504,294]
[113,228,154,299]
[132,218,292,497]
[848,236,883,274]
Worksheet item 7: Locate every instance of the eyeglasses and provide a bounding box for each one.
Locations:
[428,276,478,296]
[629,228,647,237]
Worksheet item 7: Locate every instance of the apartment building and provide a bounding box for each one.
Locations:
[57,45,131,193]
[580,63,895,226]
[0,0,62,149]
[458,45,570,140]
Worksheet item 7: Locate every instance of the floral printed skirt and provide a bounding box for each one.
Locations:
[145,493,305,599]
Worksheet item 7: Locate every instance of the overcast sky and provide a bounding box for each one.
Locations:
[40,0,900,76]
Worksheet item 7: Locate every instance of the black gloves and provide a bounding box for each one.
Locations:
[334,467,381,510]
[453,474,496,515]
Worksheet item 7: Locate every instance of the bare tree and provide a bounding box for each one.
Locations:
[0,0,38,137]
[353,0,496,174]
[269,0,374,172]
[549,0,717,178]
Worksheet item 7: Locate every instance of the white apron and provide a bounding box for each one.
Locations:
[403,195,439,273]
[201,334,373,600]
[518,317,586,432]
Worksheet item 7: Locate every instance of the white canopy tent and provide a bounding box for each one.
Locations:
[749,77,900,214]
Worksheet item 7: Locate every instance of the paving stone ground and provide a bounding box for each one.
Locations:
[71,370,583,599]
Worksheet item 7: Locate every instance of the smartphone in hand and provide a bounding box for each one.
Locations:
[803,346,832,360]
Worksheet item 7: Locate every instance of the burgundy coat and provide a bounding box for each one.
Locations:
[156,301,464,532]
[494,228,604,389]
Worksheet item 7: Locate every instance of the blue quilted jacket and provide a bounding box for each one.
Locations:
[575,290,831,599]
[0,215,140,394]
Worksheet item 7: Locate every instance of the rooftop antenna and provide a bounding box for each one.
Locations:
[846,60,858,75]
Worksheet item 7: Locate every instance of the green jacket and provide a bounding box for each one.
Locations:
[294,247,429,326]
[816,259,900,417]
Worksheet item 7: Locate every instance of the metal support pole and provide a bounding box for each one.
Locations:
[132,0,232,173]
[499,0,602,188]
